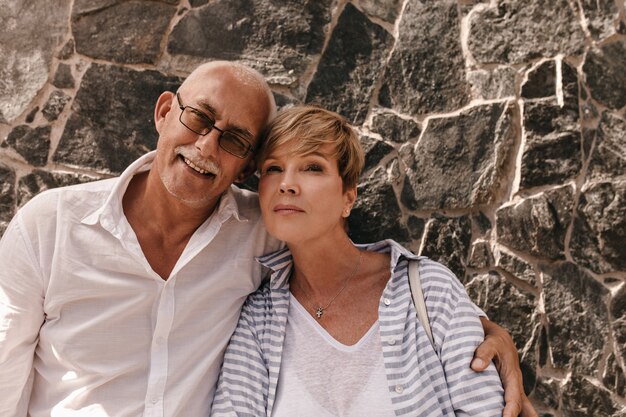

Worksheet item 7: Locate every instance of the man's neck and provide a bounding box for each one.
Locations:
[122,170,220,279]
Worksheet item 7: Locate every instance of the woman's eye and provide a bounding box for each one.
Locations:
[305,164,323,172]
[263,165,281,174]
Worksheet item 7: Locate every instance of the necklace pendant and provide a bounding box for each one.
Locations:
[315,307,324,319]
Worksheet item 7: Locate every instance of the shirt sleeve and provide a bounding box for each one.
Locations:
[0,214,46,417]
[439,282,504,416]
[210,292,271,417]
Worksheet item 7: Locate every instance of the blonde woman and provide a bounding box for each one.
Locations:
[211,106,505,416]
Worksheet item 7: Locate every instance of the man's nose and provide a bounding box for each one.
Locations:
[194,129,221,158]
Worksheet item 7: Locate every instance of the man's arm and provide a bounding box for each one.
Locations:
[474,317,538,417]
[0,214,46,417]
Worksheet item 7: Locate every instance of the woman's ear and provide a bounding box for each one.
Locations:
[154,91,175,133]
[342,186,357,218]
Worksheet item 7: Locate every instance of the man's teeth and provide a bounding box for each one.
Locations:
[183,157,213,175]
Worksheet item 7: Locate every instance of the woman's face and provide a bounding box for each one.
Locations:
[258,143,356,245]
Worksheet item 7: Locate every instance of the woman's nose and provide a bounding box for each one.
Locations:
[279,182,297,194]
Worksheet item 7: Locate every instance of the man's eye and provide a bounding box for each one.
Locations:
[190,109,213,123]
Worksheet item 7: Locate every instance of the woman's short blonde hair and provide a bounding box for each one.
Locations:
[257,105,365,189]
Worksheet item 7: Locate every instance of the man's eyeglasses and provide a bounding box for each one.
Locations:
[176,93,253,159]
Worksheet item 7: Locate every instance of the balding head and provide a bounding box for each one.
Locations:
[182,61,276,122]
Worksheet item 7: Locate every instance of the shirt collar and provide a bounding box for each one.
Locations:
[81,151,248,230]
[257,239,422,286]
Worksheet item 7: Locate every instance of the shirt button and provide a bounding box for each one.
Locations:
[383,298,391,306]
[151,397,158,404]
[388,338,396,346]
[395,384,404,394]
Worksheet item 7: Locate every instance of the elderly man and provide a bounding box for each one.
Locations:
[0,61,535,417]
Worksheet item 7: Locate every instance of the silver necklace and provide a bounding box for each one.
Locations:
[292,252,363,319]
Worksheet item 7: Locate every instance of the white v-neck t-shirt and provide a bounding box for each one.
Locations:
[271,294,396,417]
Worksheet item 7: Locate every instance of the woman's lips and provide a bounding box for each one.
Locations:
[273,204,305,214]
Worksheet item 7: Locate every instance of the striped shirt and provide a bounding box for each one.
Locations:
[211,239,504,417]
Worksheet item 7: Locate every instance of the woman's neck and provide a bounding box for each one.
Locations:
[287,235,362,300]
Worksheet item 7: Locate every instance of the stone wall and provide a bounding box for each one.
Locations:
[1,0,625,414]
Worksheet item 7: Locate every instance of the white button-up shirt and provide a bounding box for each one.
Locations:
[0,152,281,417]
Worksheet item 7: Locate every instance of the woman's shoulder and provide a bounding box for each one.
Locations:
[414,257,466,294]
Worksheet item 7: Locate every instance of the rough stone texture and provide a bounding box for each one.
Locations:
[42,90,71,122]
[359,134,395,173]
[370,111,420,144]
[496,185,573,260]
[0,0,71,122]
[521,60,556,99]
[17,170,99,207]
[580,0,620,41]
[52,63,75,89]
[72,0,177,65]
[542,262,609,375]
[403,103,516,210]
[468,0,585,65]
[355,0,403,23]
[520,62,582,189]
[612,285,626,365]
[2,0,626,409]
[603,353,626,398]
[570,181,626,274]
[53,64,181,174]
[348,167,409,244]
[406,215,424,240]
[586,112,626,182]
[493,247,537,287]
[305,3,393,124]
[379,0,470,115]
[467,66,517,100]
[421,214,471,280]
[57,39,75,60]
[583,39,626,110]
[466,240,493,269]
[466,271,537,392]
[561,374,623,417]
[3,125,51,167]
[168,0,332,84]
[0,165,16,232]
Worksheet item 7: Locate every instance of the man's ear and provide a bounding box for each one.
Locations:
[154,91,175,133]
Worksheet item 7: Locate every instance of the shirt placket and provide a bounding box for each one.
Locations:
[144,277,176,417]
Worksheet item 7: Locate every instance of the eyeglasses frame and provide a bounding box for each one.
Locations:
[175,92,253,159]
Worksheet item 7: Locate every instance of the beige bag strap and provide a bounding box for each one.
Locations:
[408,260,434,347]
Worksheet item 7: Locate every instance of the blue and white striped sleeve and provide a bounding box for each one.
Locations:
[210,287,271,417]
[437,267,505,416]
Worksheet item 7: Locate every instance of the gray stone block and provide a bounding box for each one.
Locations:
[420,214,471,281]
[348,167,409,244]
[404,103,516,210]
[4,125,51,167]
[570,181,626,274]
[496,186,573,260]
[468,0,585,65]
[583,40,626,110]
[305,3,393,124]
[379,0,469,115]
[72,1,177,64]
[542,262,608,375]
[53,64,181,174]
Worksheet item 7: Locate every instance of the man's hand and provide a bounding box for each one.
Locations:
[473,317,538,417]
